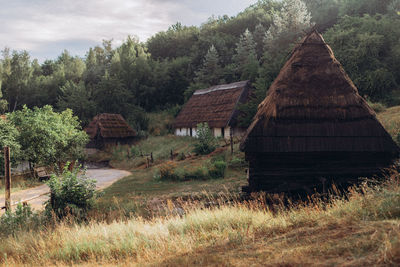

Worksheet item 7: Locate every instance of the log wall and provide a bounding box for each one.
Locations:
[244,152,398,194]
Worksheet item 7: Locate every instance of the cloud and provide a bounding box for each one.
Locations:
[0,0,257,61]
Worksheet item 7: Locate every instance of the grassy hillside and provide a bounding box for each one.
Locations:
[1,107,399,266]
[378,105,400,143]
[95,135,247,218]
[1,173,399,266]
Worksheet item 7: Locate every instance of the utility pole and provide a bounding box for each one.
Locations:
[4,147,11,211]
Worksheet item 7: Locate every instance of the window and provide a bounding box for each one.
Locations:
[221,127,225,138]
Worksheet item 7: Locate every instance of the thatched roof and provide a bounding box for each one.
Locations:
[85,113,137,139]
[174,81,251,128]
[241,31,399,154]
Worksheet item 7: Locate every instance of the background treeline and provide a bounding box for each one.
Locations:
[0,0,400,129]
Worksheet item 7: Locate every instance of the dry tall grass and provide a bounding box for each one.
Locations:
[1,173,400,266]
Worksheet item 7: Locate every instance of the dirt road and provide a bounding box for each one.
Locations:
[0,168,131,212]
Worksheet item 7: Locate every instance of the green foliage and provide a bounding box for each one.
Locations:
[8,105,89,166]
[339,0,394,17]
[0,117,20,174]
[57,81,96,127]
[324,14,400,103]
[0,203,40,237]
[0,0,399,127]
[229,156,247,169]
[193,45,224,88]
[208,160,227,179]
[158,159,226,181]
[46,163,97,219]
[367,101,387,113]
[233,29,259,81]
[193,123,217,155]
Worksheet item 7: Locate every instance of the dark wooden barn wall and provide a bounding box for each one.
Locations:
[245,152,398,194]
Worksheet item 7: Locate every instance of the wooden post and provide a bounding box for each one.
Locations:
[230,129,234,155]
[4,147,11,211]
[150,152,154,163]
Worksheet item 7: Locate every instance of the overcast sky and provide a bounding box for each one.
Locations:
[0,0,258,62]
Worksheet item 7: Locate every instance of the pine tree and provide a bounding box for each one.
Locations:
[233,29,260,82]
[194,45,224,86]
[253,24,267,59]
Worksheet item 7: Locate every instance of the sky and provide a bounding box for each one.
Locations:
[0,0,258,62]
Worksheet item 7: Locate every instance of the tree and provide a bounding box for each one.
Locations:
[303,0,340,31]
[1,50,32,111]
[233,29,260,81]
[0,117,20,174]
[8,106,88,168]
[57,81,97,127]
[253,23,267,59]
[193,123,217,155]
[324,14,400,103]
[194,45,224,87]
[339,0,393,17]
[265,0,313,54]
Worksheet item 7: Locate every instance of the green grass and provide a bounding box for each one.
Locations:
[378,105,400,143]
[0,174,41,194]
[97,143,247,217]
[1,173,400,266]
[110,135,196,170]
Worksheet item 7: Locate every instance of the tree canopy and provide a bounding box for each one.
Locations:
[0,0,398,129]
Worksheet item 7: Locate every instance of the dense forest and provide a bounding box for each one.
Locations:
[0,0,399,129]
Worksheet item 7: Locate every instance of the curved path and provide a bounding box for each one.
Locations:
[0,168,131,212]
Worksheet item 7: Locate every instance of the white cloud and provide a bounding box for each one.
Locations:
[0,0,257,61]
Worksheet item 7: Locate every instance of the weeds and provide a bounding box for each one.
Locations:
[1,174,400,265]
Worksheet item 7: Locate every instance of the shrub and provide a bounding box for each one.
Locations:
[209,160,227,179]
[229,156,247,169]
[368,101,387,113]
[193,122,217,155]
[159,161,179,180]
[46,163,97,219]
[0,203,40,237]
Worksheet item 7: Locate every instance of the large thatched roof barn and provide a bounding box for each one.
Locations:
[174,81,252,139]
[85,113,137,149]
[240,31,399,194]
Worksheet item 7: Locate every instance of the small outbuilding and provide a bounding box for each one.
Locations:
[174,81,252,139]
[85,113,137,149]
[240,31,400,194]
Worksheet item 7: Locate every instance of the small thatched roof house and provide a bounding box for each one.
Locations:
[85,113,137,149]
[240,30,399,194]
[174,81,252,139]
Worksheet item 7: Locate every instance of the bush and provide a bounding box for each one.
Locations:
[0,203,40,237]
[229,156,247,169]
[46,163,97,219]
[159,161,179,180]
[193,122,217,155]
[368,101,387,113]
[208,160,227,179]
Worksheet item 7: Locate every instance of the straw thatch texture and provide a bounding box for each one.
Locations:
[85,114,137,149]
[240,31,399,194]
[174,81,251,128]
[241,31,399,154]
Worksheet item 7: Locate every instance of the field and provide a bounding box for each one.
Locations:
[0,106,399,266]
[1,173,399,266]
